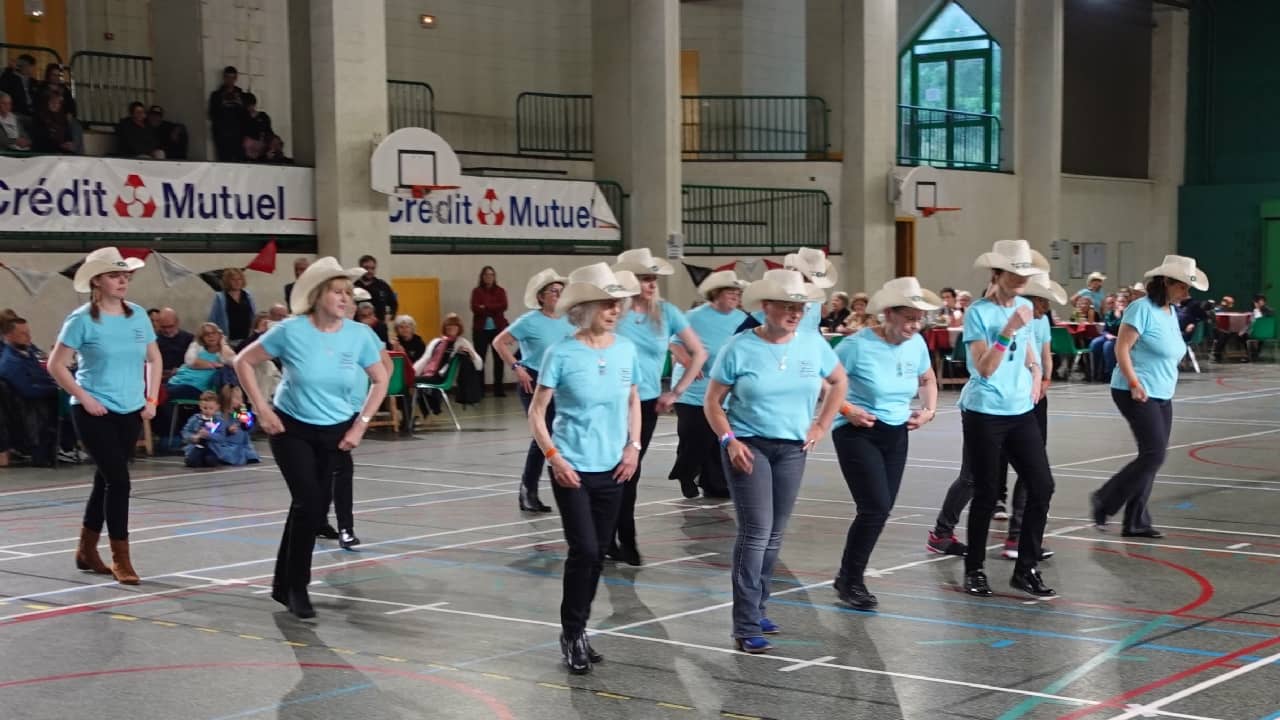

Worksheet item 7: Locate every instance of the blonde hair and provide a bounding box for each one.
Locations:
[305,277,353,315]
[222,267,246,289]
[441,312,465,336]
[197,322,224,351]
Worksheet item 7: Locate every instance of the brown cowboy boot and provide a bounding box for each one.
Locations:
[108,538,140,585]
[74,527,112,574]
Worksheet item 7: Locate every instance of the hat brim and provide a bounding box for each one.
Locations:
[1021,280,1069,305]
[554,282,638,316]
[784,256,838,289]
[611,259,675,277]
[73,257,146,293]
[867,287,943,315]
[973,250,1051,277]
[289,265,365,315]
[741,281,826,312]
[523,272,568,309]
[698,275,748,299]
[1144,265,1209,292]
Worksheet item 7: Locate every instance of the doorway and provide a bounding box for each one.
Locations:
[681,50,700,157]
[895,219,916,277]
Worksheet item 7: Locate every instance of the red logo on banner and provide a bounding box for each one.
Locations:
[114,174,157,218]
[476,188,505,225]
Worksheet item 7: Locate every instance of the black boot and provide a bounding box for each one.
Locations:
[560,632,592,674]
[1010,567,1056,598]
[519,486,552,513]
[287,588,316,619]
[316,524,339,540]
[835,578,878,610]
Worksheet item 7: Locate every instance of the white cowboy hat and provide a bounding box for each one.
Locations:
[1020,273,1068,305]
[523,268,568,309]
[353,287,372,303]
[973,239,1052,277]
[697,270,747,300]
[1087,271,1107,282]
[1144,255,1209,291]
[867,277,943,315]
[783,247,838,289]
[555,263,639,316]
[741,269,826,312]
[73,247,146,293]
[1130,281,1147,293]
[613,270,642,294]
[288,256,365,315]
[611,248,675,276]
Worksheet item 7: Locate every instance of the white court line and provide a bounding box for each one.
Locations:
[1042,531,1280,559]
[1188,390,1280,406]
[641,552,718,569]
[1062,428,1280,469]
[1100,650,1280,720]
[383,600,450,616]
[778,655,837,672]
[1226,543,1251,550]
[0,465,268,498]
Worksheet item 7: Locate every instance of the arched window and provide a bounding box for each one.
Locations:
[899,1,1002,170]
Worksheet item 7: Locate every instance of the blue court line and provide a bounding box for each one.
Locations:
[1257,711,1280,720]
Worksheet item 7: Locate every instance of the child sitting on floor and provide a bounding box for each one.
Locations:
[182,390,259,468]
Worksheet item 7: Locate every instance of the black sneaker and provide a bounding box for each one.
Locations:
[836,580,879,610]
[316,524,340,540]
[993,503,1009,521]
[560,632,592,674]
[339,529,360,549]
[964,570,993,597]
[1090,492,1107,531]
[926,531,967,556]
[678,477,700,499]
[1011,567,1056,597]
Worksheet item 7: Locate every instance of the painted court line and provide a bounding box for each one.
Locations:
[642,552,718,569]
[778,655,837,672]
[0,465,265,498]
[1100,649,1280,720]
[1226,543,1251,550]
[1051,428,1280,469]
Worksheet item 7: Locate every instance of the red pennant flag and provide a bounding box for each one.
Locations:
[120,248,153,261]
[245,239,278,274]
[763,258,784,270]
[714,261,738,272]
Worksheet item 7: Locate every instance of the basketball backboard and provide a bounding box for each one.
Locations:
[371,127,463,197]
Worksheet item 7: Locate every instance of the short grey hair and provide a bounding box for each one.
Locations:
[393,314,416,330]
[356,301,374,313]
[566,301,601,329]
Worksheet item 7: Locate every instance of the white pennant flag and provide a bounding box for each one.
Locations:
[151,251,195,288]
[0,263,56,296]
[737,259,763,281]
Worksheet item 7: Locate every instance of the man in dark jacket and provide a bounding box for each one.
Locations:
[148,105,188,159]
[208,66,246,161]
[0,54,37,116]
[354,255,398,321]
[117,101,163,158]
[0,318,63,466]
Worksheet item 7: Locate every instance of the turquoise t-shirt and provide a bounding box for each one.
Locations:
[539,335,638,472]
[1110,298,1184,400]
[259,316,382,426]
[1033,315,1051,348]
[832,328,931,428]
[347,325,384,412]
[958,297,1037,416]
[711,329,839,441]
[750,301,822,333]
[616,300,689,400]
[507,310,573,373]
[169,348,221,390]
[57,302,156,414]
[672,304,747,406]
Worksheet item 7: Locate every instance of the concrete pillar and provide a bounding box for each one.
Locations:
[150,0,211,160]
[287,0,314,165]
[806,0,843,155]
[593,0,683,304]
[309,0,389,262]
[839,0,897,291]
[1016,0,1064,260]
[1148,8,1189,266]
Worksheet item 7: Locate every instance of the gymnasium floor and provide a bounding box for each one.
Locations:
[2,363,1279,720]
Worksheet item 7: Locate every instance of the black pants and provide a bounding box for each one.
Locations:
[517,369,555,492]
[554,469,625,635]
[319,451,356,530]
[1094,389,1171,533]
[832,422,909,586]
[473,328,504,395]
[270,412,353,595]
[668,403,729,496]
[73,406,142,540]
[933,397,1047,540]
[614,398,658,550]
[961,408,1055,573]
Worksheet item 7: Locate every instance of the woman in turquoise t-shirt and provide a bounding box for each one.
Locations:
[667,270,747,499]
[610,248,707,566]
[48,247,161,586]
[492,268,571,513]
[1092,255,1208,539]
[705,269,847,654]
[830,278,939,610]
[234,257,389,620]
[166,322,236,400]
[528,263,641,675]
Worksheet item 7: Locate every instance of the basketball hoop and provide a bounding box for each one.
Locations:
[403,184,461,199]
[920,206,962,218]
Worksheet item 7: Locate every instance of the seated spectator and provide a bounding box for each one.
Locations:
[154,308,195,382]
[413,313,483,414]
[389,315,427,362]
[147,307,162,333]
[241,93,274,161]
[31,92,78,154]
[267,303,289,322]
[0,91,32,151]
[34,63,76,118]
[1215,293,1275,363]
[1215,295,1235,312]
[147,105,188,159]
[0,317,74,466]
[1089,297,1126,382]
[239,311,272,351]
[0,54,36,116]
[166,323,236,401]
[356,302,389,345]
[181,390,259,468]
[208,66,246,162]
[821,292,850,333]
[1177,295,1209,342]
[1070,295,1099,323]
[116,101,164,159]
[838,292,879,335]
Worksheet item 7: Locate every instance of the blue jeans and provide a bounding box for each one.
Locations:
[1089,335,1117,380]
[721,437,807,638]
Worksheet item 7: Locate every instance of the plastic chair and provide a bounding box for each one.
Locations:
[1050,326,1091,380]
[414,356,463,431]
[1249,316,1278,361]
[367,353,407,431]
[167,397,204,449]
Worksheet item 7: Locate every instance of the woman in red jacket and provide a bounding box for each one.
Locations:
[471,266,509,397]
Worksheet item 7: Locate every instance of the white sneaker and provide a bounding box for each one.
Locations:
[1001,541,1019,560]
[993,503,1010,521]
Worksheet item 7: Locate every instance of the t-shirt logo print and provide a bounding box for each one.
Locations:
[133,328,147,342]
[799,359,817,377]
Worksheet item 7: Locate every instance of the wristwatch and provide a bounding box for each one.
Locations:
[629,441,642,451]
[511,362,521,371]
[359,415,372,424]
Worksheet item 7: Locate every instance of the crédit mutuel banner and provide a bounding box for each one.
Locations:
[0,156,621,242]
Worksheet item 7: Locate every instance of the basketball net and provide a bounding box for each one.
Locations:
[921,206,962,238]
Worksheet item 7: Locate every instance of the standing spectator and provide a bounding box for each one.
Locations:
[32,92,77,154]
[208,66,246,162]
[116,101,164,158]
[354,255,397,322]
[240,93,274,161]
[471,266,509,397]
[153,308,195,382]
[147,106,188,159]
[1176,295,1209,342]
[284,257,310,306]
[34,63,76,118]
[0,54,37,116]
[207,268,257,345]
[1090,297,1127,381]
[1075,272,1107,311]
[0,92,32,151]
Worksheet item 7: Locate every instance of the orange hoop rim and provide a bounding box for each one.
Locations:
[402,184,462,199]
[920,206,962,217]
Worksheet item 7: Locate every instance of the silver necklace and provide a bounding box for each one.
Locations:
[757,329,789,371]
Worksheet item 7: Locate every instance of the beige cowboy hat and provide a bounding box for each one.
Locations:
[1130,281,1147,293]
[73,247,146,293]
[612,248,674,276]
[1144,255,1209,291]
[742,269,826,312]
[613,270,642,295]
[867,277,943,315]
[288,256,365,315]
[697,270,748,300]
[973,239,1052,277]
[523,268,568,309]
[1020,273,1069,305]
[1087,271,1107,282]
[783,247,838,289]
[555,262,640,316]
[353,287,372,303]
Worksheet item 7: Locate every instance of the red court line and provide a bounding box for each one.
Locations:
[1094,548,1215,616]
[0,661,514,720]
[1188,442,1275,473]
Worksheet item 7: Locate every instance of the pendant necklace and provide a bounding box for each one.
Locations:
[758,330,789,371]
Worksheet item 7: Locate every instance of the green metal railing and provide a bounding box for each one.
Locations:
[515,92,593,156]
[897,104,1001,171]
[69,51,154,129]
[681,185,830,255]
[0,232,315,254]
[515,93,830,158]
[388,80,435,131]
